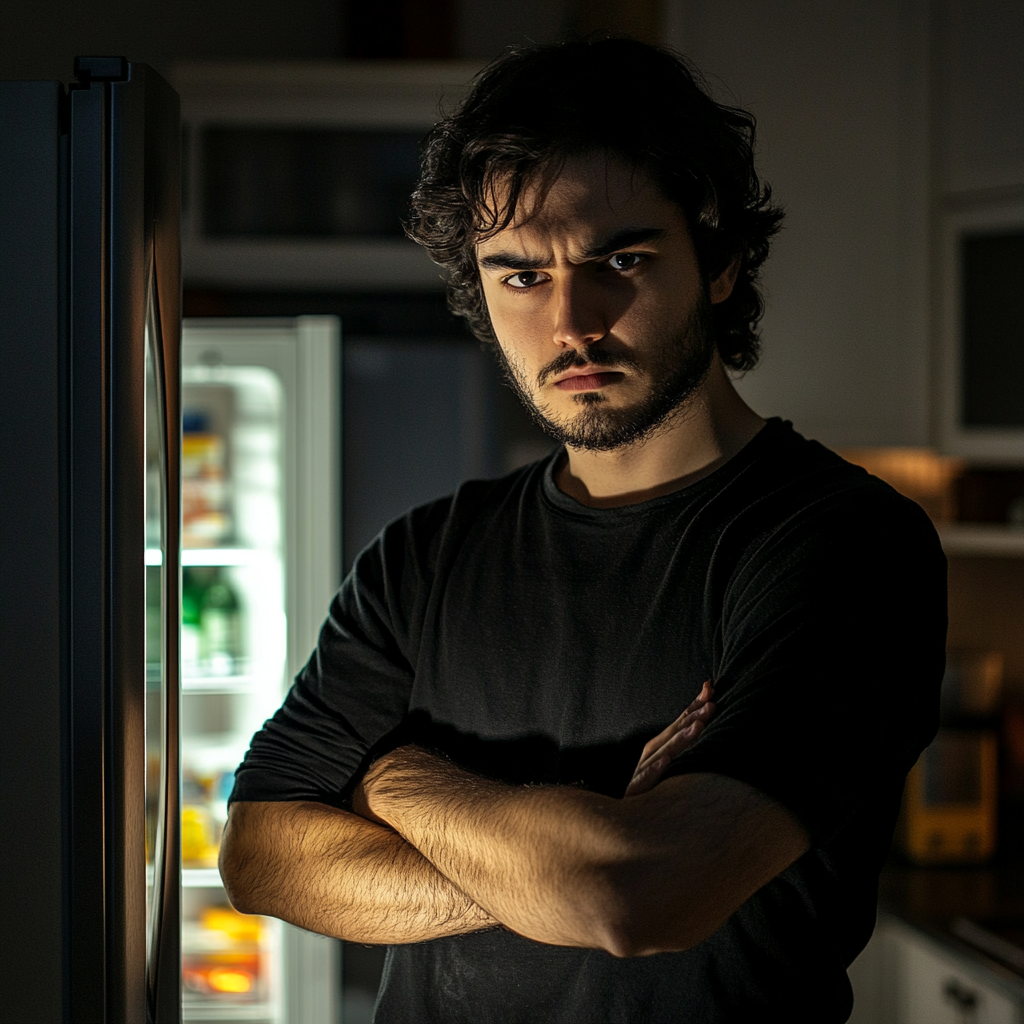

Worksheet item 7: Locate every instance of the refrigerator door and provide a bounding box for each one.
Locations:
[0,59,181,1023]
[0,77,67,1024]
[65,57,183,1024]
[179,317,341,1024]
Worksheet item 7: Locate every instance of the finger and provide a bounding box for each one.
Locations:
[637,701,715,769]
[639,718,706,772]
[647,681,714,742]
[639,687,715,759]
[627,712,712,797]
[624,755,668,798]
[655,716,707,760]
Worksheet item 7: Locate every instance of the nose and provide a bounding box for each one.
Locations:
[551,274,606,351]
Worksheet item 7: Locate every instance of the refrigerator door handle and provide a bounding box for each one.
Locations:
[146,247,182,1024]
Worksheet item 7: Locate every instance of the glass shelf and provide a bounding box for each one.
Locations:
[183,1004,276,1022]
[146,547,277,567]
[184,868,225,888]
[182,674,260,694]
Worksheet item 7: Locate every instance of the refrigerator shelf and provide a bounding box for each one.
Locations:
[183,674,261,694]
[150,866,226,889]
[184,868,226,888]
[183,1003,275,1023]
[150,672,264,694]
[146,547,279,567]
[182,1003,274,1019]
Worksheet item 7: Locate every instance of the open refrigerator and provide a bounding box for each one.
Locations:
[165,317,342,1023]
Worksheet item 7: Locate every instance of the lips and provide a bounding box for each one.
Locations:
[553,370,624,391]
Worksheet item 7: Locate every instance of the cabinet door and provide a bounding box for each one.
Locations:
[894,925,1020,1024]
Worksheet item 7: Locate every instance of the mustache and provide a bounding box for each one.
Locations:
[536,345,642,388]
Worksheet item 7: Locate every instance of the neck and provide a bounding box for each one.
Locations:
[554,359,765,508]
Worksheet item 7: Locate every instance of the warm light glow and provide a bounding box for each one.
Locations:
[207,968,254,994]
[837,447,965,523]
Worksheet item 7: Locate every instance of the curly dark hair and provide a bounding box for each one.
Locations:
[407,37,783,372]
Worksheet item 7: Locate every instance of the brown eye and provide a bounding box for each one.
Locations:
[607,253,643,271]
[506,271,543,289]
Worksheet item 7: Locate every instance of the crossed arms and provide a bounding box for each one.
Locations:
[219,684,810,958]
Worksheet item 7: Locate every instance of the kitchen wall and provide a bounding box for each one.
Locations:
[666,0,932,449]
[666,0,1024,451]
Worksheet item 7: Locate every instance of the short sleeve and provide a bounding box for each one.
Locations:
[661,489,947,843]
[229,500,447,806]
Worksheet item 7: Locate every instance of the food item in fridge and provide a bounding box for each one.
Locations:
[182,411,231,547]
[181,766,234,863]
[202,905,263,943]
[181,567,245,677]
[183,953,261,999]
[181,804,219,867]
[181,567,203,676]
[183,905,265,1002]
[200,570,243,676]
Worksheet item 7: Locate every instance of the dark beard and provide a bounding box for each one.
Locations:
[494,289,717,453]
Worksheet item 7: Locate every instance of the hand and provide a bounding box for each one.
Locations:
[351,744,429,827]
[624,681,716,798]
[351,749,398,826]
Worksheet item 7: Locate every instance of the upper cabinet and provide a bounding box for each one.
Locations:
[933,1,1024,461]
[936,0,1024,197]
[169,61,482,291]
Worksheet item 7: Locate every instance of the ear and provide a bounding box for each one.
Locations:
[709,255,742,305]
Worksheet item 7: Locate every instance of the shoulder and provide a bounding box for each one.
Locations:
[740,420,939,539]
[716,421,945,595]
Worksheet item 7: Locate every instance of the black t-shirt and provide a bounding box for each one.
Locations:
[232,418,946,1023]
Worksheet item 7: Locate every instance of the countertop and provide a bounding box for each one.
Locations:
[879,856,1024,996]
[880,859,1024,932]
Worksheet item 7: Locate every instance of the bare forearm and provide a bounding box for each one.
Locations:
[219,800,498,944]
[358,749,810,957]
[357,751,630,950]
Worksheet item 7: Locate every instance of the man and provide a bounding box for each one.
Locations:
[220,38,946,1022]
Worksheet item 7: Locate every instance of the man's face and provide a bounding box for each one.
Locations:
[476,152,726,452]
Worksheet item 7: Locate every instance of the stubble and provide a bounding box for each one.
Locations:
[494,288,717,453]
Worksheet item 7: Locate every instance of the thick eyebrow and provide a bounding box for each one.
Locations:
[578,227,666,261]
[477,227,667,273]
[478,251,551,272]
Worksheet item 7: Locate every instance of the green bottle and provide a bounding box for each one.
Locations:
[200,570,242,677]
[181,567,205,676]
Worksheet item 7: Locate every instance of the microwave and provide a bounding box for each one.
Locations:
[937,198,1024,461]
[169,60,482,291]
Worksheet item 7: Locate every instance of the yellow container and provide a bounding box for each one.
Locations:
[899,729,998,864]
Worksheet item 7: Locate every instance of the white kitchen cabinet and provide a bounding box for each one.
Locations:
[850,915,1024,1024]
[892,920,1020,1024]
